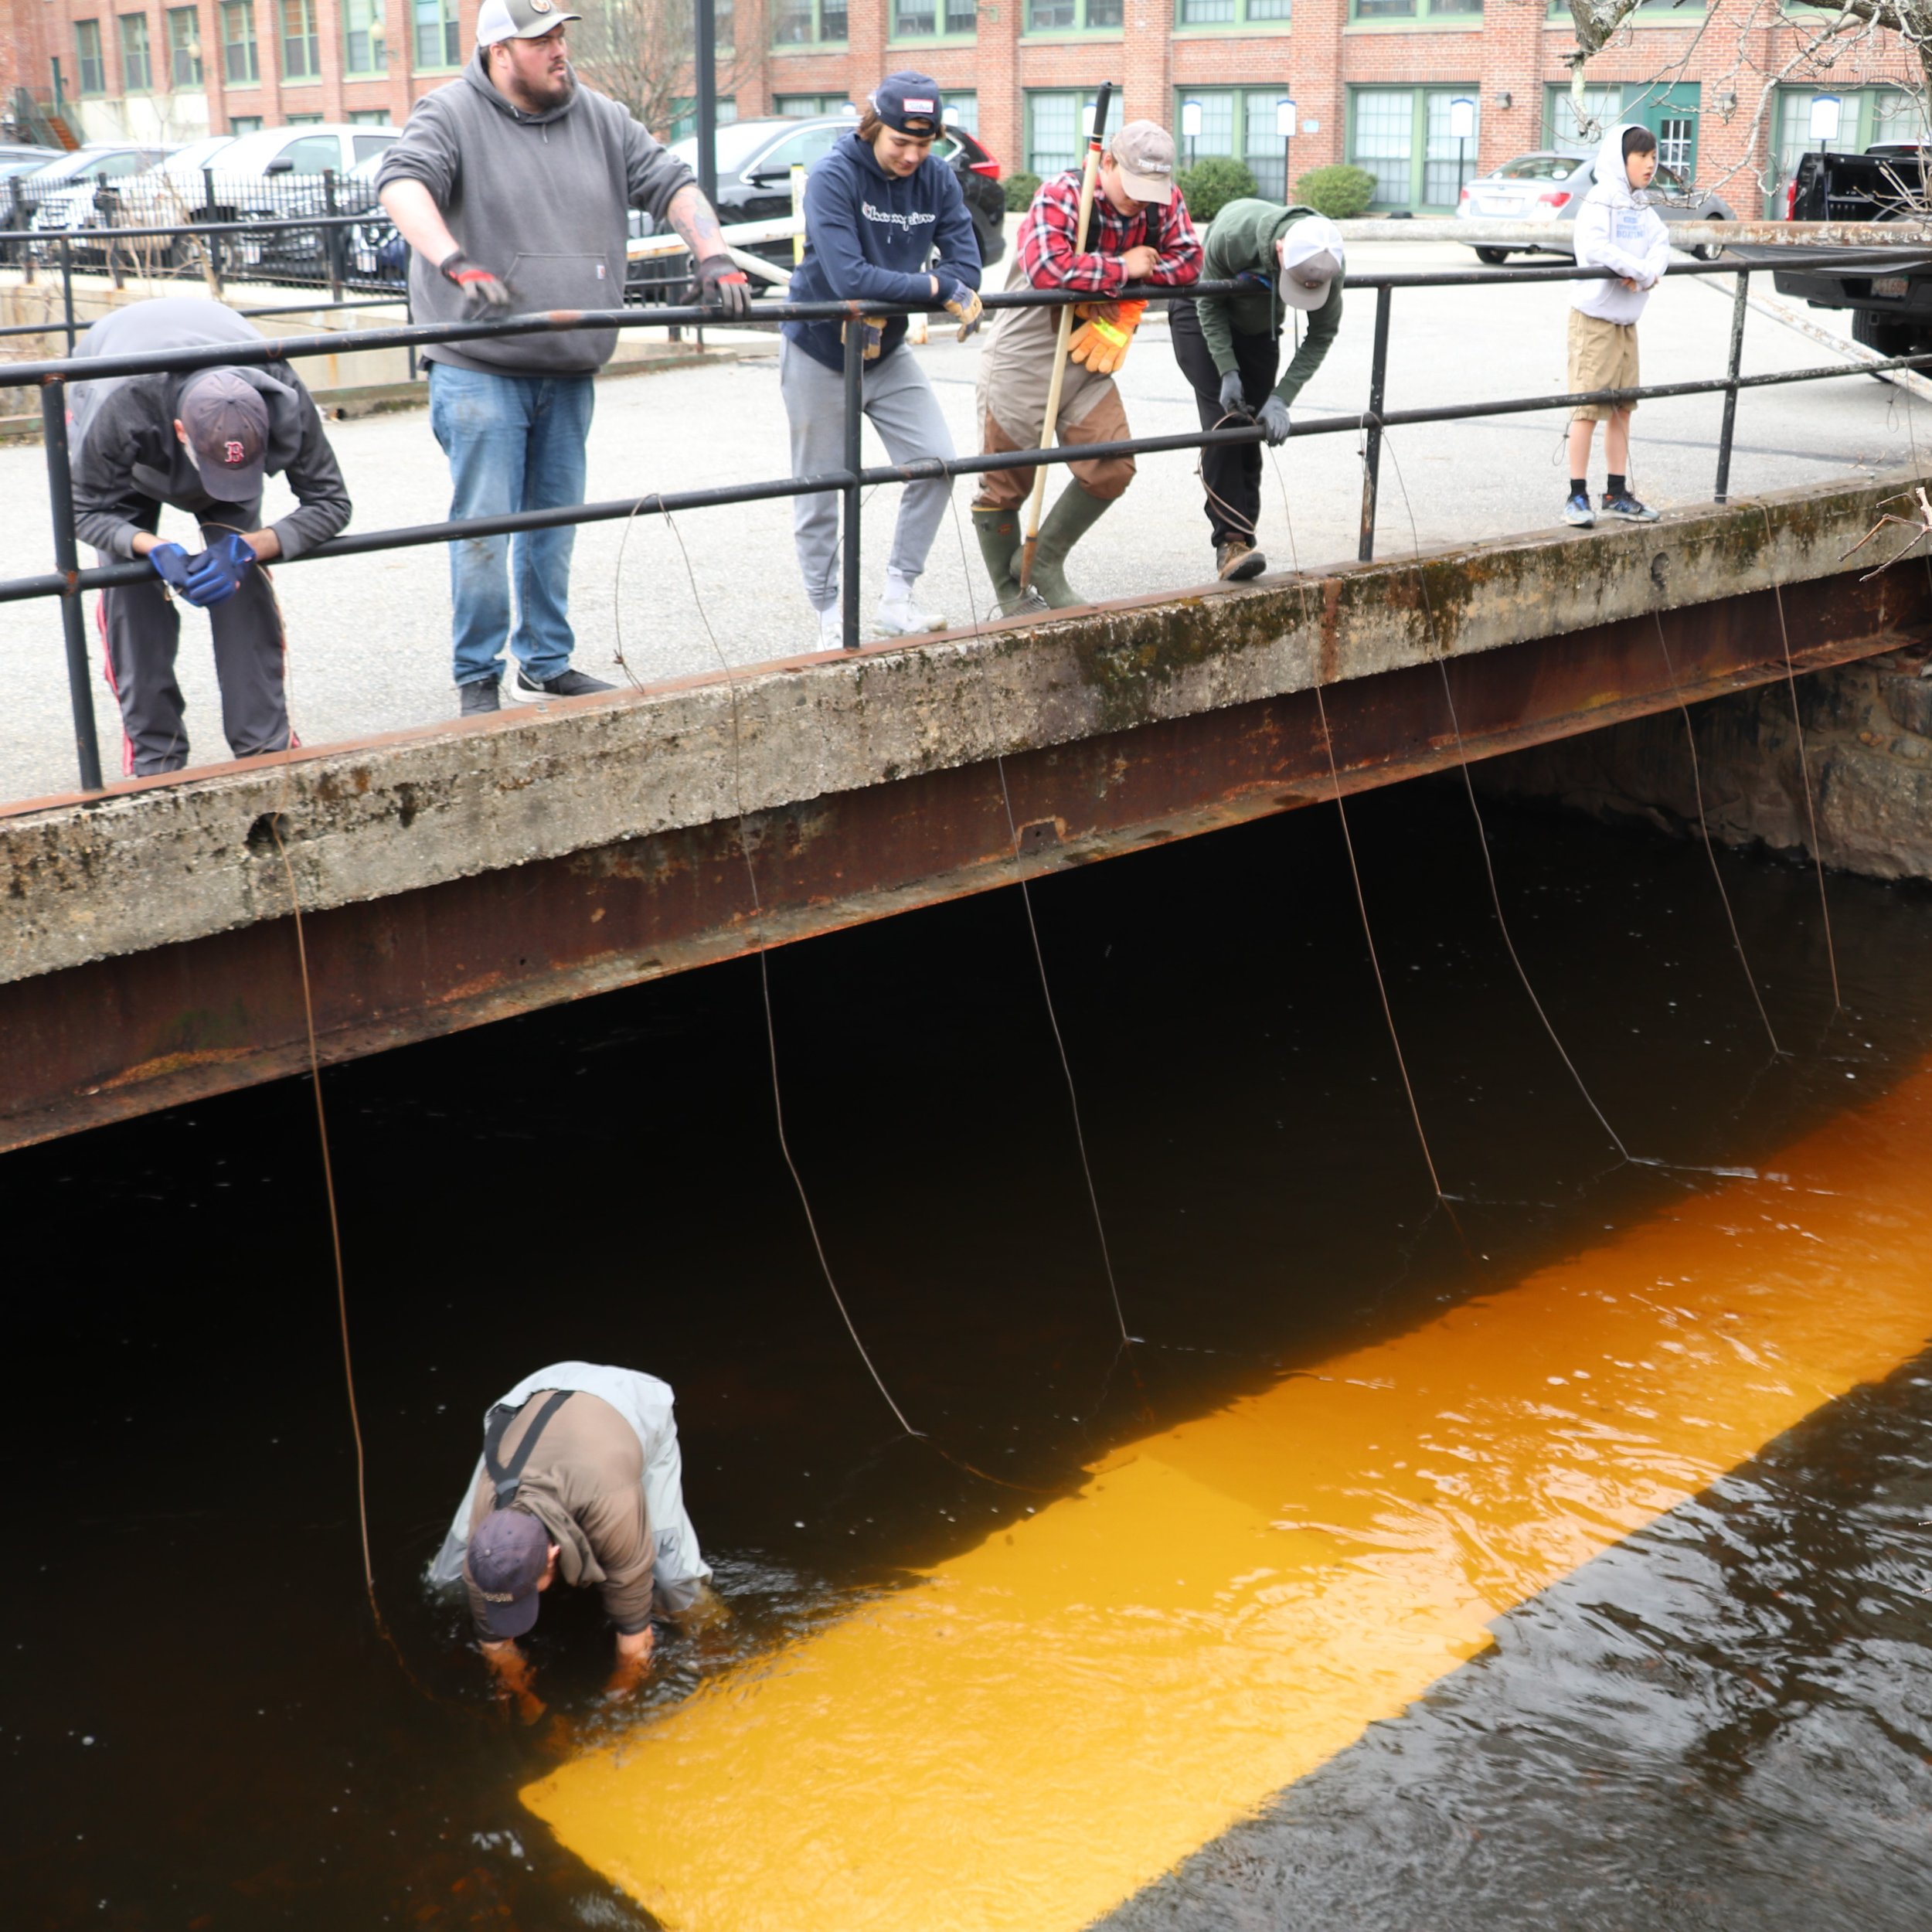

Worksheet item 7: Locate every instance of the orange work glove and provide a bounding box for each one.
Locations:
[1067,299,1147,376]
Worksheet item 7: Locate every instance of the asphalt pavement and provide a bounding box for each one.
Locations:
[4,238,1926,808]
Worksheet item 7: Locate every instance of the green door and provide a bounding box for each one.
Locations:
[1627,83,1701,185]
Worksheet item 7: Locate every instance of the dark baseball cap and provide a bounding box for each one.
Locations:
[468,1509,552,1639]
[871,72,944,137]
[177,369,269,502]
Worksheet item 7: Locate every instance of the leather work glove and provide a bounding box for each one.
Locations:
[1068,299,1145,375]
[689,254,753,320]
[944,281,983,342]
[438,249,515,317]
[182,532,257,607]
[1216,369,1251,421]
[148,541,192,595]
[1257,395,1292,447]
[842,315,887,361]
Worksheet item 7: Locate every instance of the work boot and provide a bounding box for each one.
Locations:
[1216,539,1266,581]
[459,676,501,716]
[509,666,616,702]
[971,506,1048,618]
[1009,485,1112,611]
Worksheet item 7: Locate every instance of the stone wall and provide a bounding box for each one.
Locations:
[1478,644,1932,882]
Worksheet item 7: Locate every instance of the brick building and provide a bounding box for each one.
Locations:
[10,0,1923,216]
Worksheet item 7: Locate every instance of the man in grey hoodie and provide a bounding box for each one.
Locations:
[376,0,747,716]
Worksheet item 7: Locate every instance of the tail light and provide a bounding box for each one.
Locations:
[1784,178,1798,219]
[1537,190,1571,209]
[968,145,1001,181]
[1458,185,1471,206]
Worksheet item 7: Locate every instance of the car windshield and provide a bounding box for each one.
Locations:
[670,121,794,177]
[28,151,98,183]
[165,136,235,172]
[1494,155,1577,182]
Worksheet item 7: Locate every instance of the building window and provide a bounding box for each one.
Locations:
[1353,0,1479,19]
[1769,87,1918,206]
[1175,88,1297,198]
[413,0,460,67]
[342,0,384,73]
[895,0,977,32]
[1549,83,1702,180]
[119,13,154,91]
[1028,0,1121,29]
[229,113,262,131]
[165,6,202,85]
[76,19,107,94]
[219,0,256,80]
[1178,0,1291,22]
[774,93,853,116]
[668,97,738,139]
[944,92,978,134]
[1545,84,1622,155]
[348,109,391,125]
[281,0,320,77]
[1349,87,1478,210]
[773,0,848,42]
[1026,90,1103,175]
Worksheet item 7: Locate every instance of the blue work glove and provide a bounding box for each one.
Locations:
[148,541,192,594]
[1216,369,1250,421]
[182,532,257,607]
[1257,395,1292,447]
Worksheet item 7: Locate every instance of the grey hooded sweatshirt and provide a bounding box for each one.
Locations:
[375,55,696,376]
[69,296,351,562]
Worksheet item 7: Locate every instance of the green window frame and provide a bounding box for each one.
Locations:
[280,0,319,78]
[1352,0,1480,22]
[412,0,459,69]
[1770,87,1926,211]
[76,19,107,94]
[773,0,849,43]
[1546,82,1700,179]
[1349,85,1480,211]
[1026,90,1102,175]
[944,91,978,134]
[1026,0,1123,35]
[166,6,202,86]
[894,0,977,36]
[1175,88,1298,199]
[229,113,262,131]
[668,97,738,140]
[118,12,154,91]
[1177,0,1291,24]
[219,0,256,81]
[774,92,852,116]
[1547,0,1702,16]
[342,0,384,73]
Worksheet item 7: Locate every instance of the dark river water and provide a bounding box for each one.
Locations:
[8,774,1932,1930]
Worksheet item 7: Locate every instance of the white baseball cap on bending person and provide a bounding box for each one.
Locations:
[1280,213,1345,311]
[477,0,581,44]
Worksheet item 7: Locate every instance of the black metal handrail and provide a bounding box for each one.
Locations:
[11,246,1928,797]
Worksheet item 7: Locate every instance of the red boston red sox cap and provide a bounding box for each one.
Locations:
[177,368,270,503]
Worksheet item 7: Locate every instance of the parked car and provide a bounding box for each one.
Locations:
[0,142,63,181]
[1456,150,1738,263]
[661,114,1007,274]
[185,124,399,279]
[21,144,175,261]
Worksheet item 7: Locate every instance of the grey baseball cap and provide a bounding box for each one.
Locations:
[177,369,269,502]
[1109,121,1176,205]
[476,0,580,44]
[467,1509,551,1639]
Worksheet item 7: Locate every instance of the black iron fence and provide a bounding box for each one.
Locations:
[8,242,1931,798]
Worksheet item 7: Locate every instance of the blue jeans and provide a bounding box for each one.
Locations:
[428,361,595,688]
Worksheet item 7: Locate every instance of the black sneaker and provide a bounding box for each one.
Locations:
[459,677,501,716]
[509,667,617,702]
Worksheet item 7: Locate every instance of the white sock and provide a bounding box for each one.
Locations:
[883,574,919,606]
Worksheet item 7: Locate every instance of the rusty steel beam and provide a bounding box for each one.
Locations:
[0,565,1920,1155]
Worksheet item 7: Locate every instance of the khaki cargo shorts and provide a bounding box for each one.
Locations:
[1568,310,1640,421]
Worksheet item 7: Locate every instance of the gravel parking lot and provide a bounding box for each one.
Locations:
[5,237,1927,806]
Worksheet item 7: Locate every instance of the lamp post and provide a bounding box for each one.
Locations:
[1277,97,1296,204]
[1449,95,1475,206]
[1182,98,1201,173]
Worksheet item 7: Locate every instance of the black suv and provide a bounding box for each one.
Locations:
[661,114,1006,274]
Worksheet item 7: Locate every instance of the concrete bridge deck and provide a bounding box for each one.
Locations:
[4,468,1928,1152]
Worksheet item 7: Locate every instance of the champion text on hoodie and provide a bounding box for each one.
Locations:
[1570,121,1672,328]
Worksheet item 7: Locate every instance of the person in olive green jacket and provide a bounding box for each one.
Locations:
[1172,202,1345,580]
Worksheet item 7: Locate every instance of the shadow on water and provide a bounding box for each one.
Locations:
[7,774,1932,1927]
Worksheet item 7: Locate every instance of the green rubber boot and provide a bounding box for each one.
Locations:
[972,506,1048,618]
[1011,484,1113,611]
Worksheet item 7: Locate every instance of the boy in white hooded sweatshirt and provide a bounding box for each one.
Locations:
[1563,121,1671,528]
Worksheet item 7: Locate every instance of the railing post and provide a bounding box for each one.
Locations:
[841,316,863,651]
[40,376,105,794]
[202,165,224,291]
[57,233,76,355]
[321,168,344,304]
[1713,267,1749,505]
[1357,283,1392,563]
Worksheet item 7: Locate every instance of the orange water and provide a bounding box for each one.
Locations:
[525,1059,1932,1932]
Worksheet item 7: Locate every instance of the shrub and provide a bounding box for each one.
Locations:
[1175,157,1259,225]
[1293,165,1377,220]
[1003,170,1043,213]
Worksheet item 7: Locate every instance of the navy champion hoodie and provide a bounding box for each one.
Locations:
[784,131,982,373]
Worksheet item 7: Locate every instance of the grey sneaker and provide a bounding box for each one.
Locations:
[459,677,501,716]
[509,667,617,702]
[1562,492,1596,529]
[1604,492,1661,523]
[1216,539,1266,581]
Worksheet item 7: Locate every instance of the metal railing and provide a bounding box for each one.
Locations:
[8,242,1931,798]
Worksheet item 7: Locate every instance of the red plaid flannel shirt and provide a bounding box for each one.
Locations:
[1015,168,1202,298]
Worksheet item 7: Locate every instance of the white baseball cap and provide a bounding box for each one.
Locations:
[1280,213,1345,311]
[477,0,580,45]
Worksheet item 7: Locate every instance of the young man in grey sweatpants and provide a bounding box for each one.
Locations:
[778,72,982,647]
